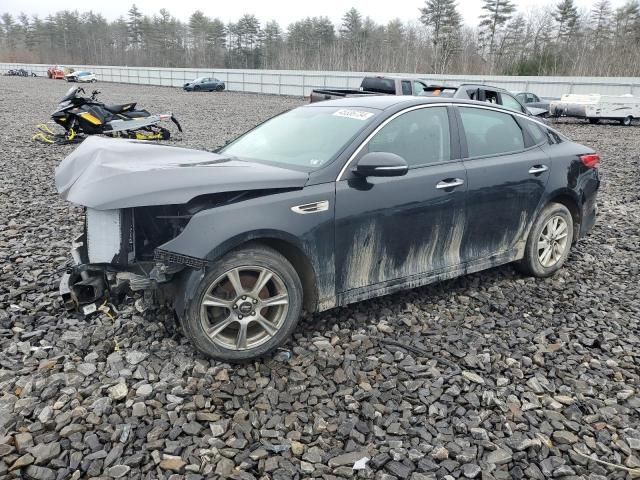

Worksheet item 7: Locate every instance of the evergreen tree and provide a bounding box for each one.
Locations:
[591,0,612,44]
[127,4,143,49]
[478,0,516,57]
[554,0,579,39]
[420,0,461,72]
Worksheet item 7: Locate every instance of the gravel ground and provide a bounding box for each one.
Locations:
[0,76,639,480]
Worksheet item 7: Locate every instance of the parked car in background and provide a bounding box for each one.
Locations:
[65,71,97,83]
[421,83,548,118]
[183,77,225,92]
[57,95,600,361]
[48,65,72,79]
[514,91,551,116]
[550,93,640,125]
[310,76,429,103]
[4,68,36,77]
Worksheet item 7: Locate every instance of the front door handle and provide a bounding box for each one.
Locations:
[528,165,549,174]
[436,178,465,189]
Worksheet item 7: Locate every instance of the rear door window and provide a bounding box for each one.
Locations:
[459,107,525,157]
[364,107,451,167]
[401,81,412,95]
[413,81,425,95]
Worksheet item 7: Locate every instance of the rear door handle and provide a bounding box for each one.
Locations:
[436,178,465,189]
[528,165,549,174]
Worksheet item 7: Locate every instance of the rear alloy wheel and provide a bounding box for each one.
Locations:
[621,115,633,126]
[181,246,303,361]
[518,203,574,277]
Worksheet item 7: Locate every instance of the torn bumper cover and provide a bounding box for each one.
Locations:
[59,234,175,314]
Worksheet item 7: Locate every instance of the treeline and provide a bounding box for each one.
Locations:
[1,0,640,76]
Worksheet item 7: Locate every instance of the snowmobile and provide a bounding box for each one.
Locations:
[33,86,182,144]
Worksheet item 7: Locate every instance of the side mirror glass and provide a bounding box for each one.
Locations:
[354,151,408,177]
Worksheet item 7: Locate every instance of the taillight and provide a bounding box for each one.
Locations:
[580,153,600,169]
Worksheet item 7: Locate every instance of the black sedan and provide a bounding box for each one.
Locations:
[56,96,600,361]
[183,77,225,92]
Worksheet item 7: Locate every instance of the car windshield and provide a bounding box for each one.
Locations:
[194,77,205,83]
[61,86,79,102]
[221,106,378,169]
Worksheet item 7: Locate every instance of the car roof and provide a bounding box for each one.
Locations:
[305,95,524,114]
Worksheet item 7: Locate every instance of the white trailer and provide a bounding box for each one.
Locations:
[549,93,640,125]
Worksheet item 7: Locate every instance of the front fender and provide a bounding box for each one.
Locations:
[159,184,337,311]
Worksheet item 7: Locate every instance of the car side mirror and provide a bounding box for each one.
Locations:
[354,152,408,177]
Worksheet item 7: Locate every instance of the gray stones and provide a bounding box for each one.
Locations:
[14,432,33,453]
[552,430,579,445]
[159,455,186,472]
[486,448,513,465]
[135,384,153,397]
[125,350,148,365]
[462,464,481,478]
[210,421,227,437]
[76,363,96,376]
[107,465,131,478]
[24,465,55,480]
[59,424,85,437]
[328,450,369,468]
[131,401,146,416]
[461,371,485,384]
[108,383,128,401]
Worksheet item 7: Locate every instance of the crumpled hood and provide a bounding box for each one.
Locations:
[55,136,309,210]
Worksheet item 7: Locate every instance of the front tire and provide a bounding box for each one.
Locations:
[518,203,574,277]
[180,246,303,361]
[194,85,201,92]
[621,115,633,126]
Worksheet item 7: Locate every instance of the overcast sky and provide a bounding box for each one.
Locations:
[0,0,627,27]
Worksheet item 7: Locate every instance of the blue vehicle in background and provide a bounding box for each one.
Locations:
[183,77,225,92]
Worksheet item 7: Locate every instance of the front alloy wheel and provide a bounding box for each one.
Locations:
[200,266,289,351]
[181,245,303,361]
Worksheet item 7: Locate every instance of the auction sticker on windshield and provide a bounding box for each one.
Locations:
[333,109,374,120]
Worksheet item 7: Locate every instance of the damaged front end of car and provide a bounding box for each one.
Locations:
[55,136,310,316]
[59,205,192,314]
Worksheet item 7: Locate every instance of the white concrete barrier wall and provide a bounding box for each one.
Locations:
[3,62,640,98]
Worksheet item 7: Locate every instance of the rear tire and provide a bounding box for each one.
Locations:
[518,203,574,278]
[180,245,303,362]
[216,85,224,92]
[621,115,633,126]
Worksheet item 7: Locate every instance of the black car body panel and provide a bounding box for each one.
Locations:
[57,96,599,321]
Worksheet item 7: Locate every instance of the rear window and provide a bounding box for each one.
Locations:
[361,77,396,94]
[527,121,548,144]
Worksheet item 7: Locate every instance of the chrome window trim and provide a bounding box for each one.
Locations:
[336,102,560,182]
